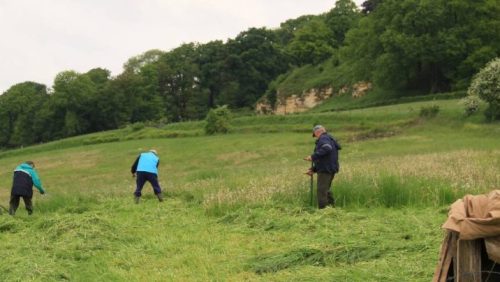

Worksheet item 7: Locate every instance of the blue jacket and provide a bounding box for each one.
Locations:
[131,152,160,175]
[311,133,341,174]
[11,163,45,197]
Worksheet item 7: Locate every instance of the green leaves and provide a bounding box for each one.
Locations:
[205,105,232,135]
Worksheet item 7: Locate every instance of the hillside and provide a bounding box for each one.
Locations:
[0,98,499,281]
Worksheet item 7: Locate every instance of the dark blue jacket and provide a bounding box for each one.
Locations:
[311,133,341,174]
[11,163,45,197]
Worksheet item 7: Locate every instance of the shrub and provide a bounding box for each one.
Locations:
[468,57,500,121]
[129,122,145,131]
[461,95,481,116]
[419,105,439,118]
[205,105,232,135]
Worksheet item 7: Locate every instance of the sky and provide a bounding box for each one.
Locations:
[0,0,364,93]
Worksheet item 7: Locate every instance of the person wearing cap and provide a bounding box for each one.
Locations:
[131,149,164,203]
[9,161,46,215]
[304,125,341,209]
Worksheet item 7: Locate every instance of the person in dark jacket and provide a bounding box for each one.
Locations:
[304,125,341,209]
[131,149,163,203]
[9,161,46,215]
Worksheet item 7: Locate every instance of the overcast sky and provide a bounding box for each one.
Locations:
[0,0,363,93]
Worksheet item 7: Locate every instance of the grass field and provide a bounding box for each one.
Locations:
[0,98,499,281]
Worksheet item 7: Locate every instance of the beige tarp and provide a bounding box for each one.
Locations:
[442,190,500,263]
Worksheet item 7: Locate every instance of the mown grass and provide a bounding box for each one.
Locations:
[0,198,445,281]
[0,98,498,280]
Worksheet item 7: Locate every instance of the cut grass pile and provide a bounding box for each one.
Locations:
[0,198,445,281]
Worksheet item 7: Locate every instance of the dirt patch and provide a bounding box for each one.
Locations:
[347,119,421,142]
[348,128,400,142]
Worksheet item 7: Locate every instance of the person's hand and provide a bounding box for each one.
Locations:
[132,173,136,178]
[303,156,312,161]
[305,169,313,176]
[40,190,45,195]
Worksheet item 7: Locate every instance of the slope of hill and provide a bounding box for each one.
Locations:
[0,98,498,280]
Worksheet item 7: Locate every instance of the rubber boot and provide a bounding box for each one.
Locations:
[156,193,164,202]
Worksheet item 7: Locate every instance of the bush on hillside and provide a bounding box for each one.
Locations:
[468,57,500,121]
[205,105,232,135]
[419,105,440,118]
[129,122,145,131]
[461,95,481,116]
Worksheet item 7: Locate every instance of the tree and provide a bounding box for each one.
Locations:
[109,69,163,124]
[338,0,500,93]
[195,40,228,108]
[276,15,317,46]
[324,0,360,48]
[361,0,383,14]
[53,71,92,136]
[123,49,164,74]
[156,43,208,122]
[286,18,335,66]
[83,68,128,131]
[225,28,289,108]
[0,81,48,147]
[468,57,500,121]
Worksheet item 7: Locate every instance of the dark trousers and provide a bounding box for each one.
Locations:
[317,172,335,209]
[134,172,162,197]
[9,194,33,215]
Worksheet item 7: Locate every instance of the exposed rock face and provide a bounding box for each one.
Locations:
[256,88,332,115]
[352,82,372,98]
[255,82,372,114]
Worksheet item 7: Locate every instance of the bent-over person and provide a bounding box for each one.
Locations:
[131,149,164,203]
[9,161,45,215]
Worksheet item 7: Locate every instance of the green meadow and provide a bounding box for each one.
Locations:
[0,99,499,281]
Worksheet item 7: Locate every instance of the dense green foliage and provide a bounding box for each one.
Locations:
[271,0,500,98]
[1,0,498,148]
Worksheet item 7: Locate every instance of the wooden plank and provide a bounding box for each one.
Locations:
[433,231,459,282]
[457,239,482,282]
[433,231,452,282]
[448,232,458,282]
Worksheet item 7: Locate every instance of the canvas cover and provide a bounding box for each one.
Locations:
[442,190,500,263]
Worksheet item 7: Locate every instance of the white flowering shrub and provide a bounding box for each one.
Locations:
[460,95,481,116]
[468,57,500,120]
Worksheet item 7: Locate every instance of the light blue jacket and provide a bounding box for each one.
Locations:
[136,152,160,174]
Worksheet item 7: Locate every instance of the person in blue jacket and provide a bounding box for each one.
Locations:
[9,161,46,215]
[304,125,341,209]
[131,149,163,203]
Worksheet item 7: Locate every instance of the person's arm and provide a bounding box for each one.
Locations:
[131,155,140,174]
[30,169,45,194]
[311,140,333,160]
[332,136,342,150]
[156,159,160,168]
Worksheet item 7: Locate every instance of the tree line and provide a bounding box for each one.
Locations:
[1,0,498,148]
